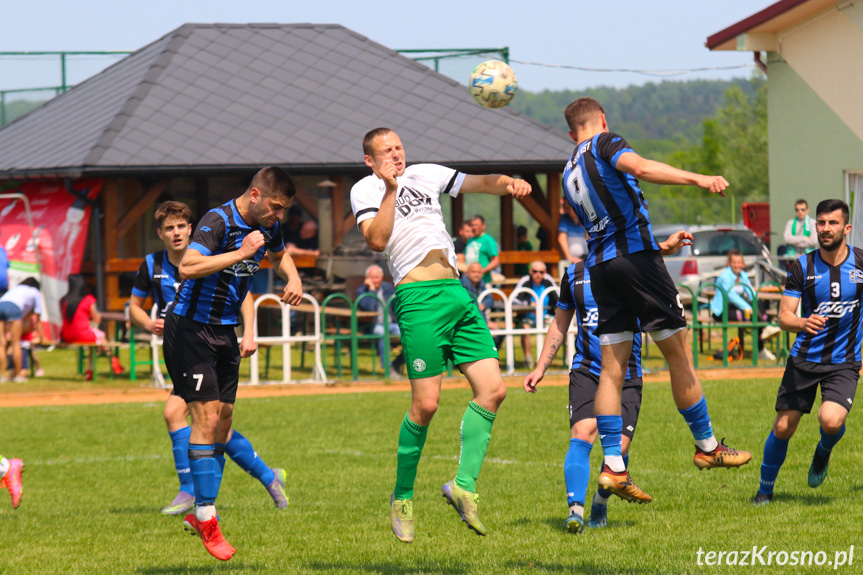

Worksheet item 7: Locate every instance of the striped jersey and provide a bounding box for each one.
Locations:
[172,200,284,325]
[350,164,465,285]
[562,132,660,267]
[557,262,642,378]
[785,246,863,364]
[131,250,180,318]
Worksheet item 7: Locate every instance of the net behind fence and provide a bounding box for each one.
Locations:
[0,52,130,125]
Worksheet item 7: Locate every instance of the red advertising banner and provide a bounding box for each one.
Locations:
[0,180,102,332]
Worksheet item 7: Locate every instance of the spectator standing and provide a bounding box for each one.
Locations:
[355,264,405,379]
[465,214,500,283]
[515,225,533,277]
[558,199,588,263]
[513,262,559,368]
[282,205,304,248]
[782,199,819,257]
[0,277,42,382]
[453,221,473,272]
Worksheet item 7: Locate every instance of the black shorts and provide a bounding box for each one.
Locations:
[776,356,859,414]
[164,312,241,404]
[568,369,643,438]
[589,251,686,336]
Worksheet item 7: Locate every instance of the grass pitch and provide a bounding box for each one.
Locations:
[1,376,860,574]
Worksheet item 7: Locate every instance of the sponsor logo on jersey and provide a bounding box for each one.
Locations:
[850,270,863,284]
[154,274,171,279]
[588,216,610,234]
[806,275,822,280]
[228,230,242,237]
[583,307,599,326]
[812,300,860,318]
[396,186,433,217]
[225,259,261,277]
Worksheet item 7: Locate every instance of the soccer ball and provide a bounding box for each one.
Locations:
[469,60,518,109]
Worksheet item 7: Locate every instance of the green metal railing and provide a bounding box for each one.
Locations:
[0,51,132,126]
[397,48,509,72]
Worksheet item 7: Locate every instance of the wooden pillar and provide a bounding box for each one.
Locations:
[102,179,120,310]
[500,194,514,277]
[451,194,463,232]
[330,175,345,247]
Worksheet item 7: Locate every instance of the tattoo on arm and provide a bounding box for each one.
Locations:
[541,333,563,369]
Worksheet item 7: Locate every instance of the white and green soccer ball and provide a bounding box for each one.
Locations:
[469,60,518,109]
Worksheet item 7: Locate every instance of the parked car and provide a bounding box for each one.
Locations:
[652,224,784,294]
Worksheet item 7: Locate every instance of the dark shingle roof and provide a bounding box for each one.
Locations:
[0,24,573,178]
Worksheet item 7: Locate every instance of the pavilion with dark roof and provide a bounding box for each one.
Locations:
[0,23,574,309]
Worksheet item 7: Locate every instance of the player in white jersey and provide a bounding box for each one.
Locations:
[351,128,530,543]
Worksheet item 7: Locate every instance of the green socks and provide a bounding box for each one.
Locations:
[393,412,428,500]
[455,401,497,493]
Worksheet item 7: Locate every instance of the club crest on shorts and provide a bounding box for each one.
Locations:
[412,358,427,373]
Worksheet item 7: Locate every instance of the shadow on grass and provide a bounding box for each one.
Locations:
[540,516,637,531]
[502,560,658,574]
[304,561,469,574]
[138,563,262,574]
[772,492,831,506]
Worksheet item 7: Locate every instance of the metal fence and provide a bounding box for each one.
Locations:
[0,51,131,125]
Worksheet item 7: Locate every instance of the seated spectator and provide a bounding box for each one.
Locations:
[453,221,473,272]
[709,249,780,362]
[460,262,502,345]
[60,274,123,380]
[513,261,559,368]
[0,278,42,383]
[515,225,533,277]
[558,199,588,263]
[355,264,404,379]
[466,214,500,283]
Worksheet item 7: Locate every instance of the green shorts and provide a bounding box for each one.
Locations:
[393,279,499,379]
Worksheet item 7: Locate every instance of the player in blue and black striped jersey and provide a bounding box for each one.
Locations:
[129,201,291,520]
[163,168,304,561]
[560,97,750,503]
[523,231,691,532]
[753,199,862,505]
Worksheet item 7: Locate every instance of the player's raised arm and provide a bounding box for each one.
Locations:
[615,153,728,196]
[179,232,264,280]
[460,174,531,198]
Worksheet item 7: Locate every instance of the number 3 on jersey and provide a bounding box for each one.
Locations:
[566,165,597,223]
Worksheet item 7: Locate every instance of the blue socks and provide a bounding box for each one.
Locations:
[817,424,845,457]
[759,431,789,495]
[214,443,227,498]
[596,415,624,471]
[169,426,194,495]
[679,396,714,441]
[226,430,275,487]
[564,439,593,506]
[188,444,217,506]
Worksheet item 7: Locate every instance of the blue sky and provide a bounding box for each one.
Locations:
[3,0,770,92]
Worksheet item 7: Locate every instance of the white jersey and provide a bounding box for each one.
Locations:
[351,164,465,285]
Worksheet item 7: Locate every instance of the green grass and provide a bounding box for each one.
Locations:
[1,376,860,574]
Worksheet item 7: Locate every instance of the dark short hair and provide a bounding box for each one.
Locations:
[248,166,296,200]
[20,277,40,290]
[288,205,303,219]
[726,249,743,261]
[564,97,605,133]
[460,220,473,229]
[516,225,528,236]
[816,199,850,224]
[362,127,394,156]
[154,201,192,228]
[795,199,808,208]
[471,214,486,224]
